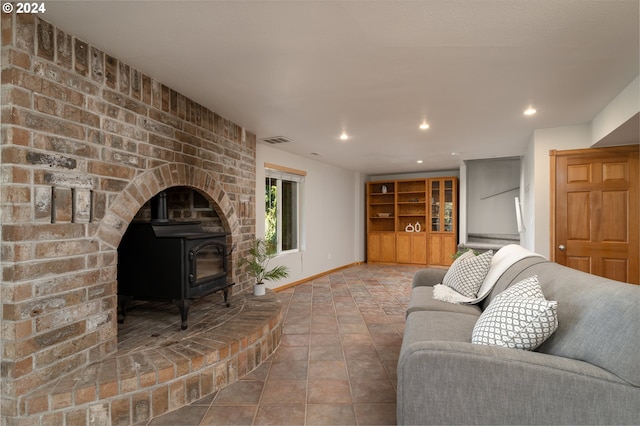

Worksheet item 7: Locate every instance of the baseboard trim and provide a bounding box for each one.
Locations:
[273,262,365,292]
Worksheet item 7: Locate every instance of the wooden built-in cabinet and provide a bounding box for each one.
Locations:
[366,182,396,262]
[366,177,457,266]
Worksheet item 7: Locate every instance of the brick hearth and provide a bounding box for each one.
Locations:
[1,14,260,425]
[19,291,283,425]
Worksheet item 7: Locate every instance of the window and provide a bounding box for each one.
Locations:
[265,164,305,253]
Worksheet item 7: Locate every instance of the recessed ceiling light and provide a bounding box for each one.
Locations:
[339,132,349,141]
[451,152,461,156]
[417,160,423,164]
[524,107,537,116]
[419,121,430,130]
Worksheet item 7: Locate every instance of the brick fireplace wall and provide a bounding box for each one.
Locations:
[132,187,225,233]
[1,13,257,419]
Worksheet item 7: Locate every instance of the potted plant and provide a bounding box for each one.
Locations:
[240,238,290,296]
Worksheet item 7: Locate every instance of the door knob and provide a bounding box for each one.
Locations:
[558,245,566,251]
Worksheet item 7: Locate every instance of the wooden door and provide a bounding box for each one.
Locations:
[551,145,639,284]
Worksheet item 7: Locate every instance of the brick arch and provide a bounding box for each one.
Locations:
[96,163,240,250]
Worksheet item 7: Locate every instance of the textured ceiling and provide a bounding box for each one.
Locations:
[41,1,639,175]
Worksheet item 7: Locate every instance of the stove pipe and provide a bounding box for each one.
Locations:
[150,191,170,222]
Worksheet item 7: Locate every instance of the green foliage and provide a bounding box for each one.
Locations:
[265,182,277,249]
[240,238,290,284]
[450,249,481,259]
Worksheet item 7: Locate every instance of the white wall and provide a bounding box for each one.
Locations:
[520,136,536,251]
[591,76,639,144]
[256,144,365,289]
[459,161,467,245]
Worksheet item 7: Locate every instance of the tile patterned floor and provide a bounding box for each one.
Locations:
[145,263,421,426]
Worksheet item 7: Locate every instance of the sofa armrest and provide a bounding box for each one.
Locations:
[397,341,640,425]
[412,268,447,288]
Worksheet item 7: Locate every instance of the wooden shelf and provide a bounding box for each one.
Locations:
[366,177,457,266]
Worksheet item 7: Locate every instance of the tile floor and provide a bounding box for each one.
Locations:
[145,263,421,426]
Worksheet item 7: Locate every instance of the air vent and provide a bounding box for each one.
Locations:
[260,136,294,145]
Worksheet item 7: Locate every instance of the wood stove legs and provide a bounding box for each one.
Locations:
[173,289,234,329]
[174,286,233,329]
[117,295,134,325]
[118,283,234,330]
[119,297,197,331]
[172,298,193,330]
[221,285,232,307]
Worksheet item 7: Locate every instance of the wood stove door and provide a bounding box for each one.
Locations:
[187,240,227,296]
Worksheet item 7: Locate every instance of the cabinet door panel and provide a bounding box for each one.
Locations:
[380,233,396,262]
[428,235,441,265]
[396,233,412,263]
[397,233,427,264]
[442,234,457,266]
[368,234,382,262]
[412,233,427,264]
[368,232,396,263]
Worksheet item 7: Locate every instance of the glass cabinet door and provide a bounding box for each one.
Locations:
[427,177,458,266]
[444,179,453,232]
[431,178,456,234]
[431,180,440,231]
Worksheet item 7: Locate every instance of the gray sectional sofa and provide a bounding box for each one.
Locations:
[398,246,640,425]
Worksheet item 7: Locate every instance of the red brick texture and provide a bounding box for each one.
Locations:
[1,14,261,424]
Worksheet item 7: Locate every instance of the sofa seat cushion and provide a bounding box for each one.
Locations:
[407,286,482,317]
[402,310,480,353]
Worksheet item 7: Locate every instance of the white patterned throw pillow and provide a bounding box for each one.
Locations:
[472,276,558,351]
[499,275,544,299]
[442,250,493,298]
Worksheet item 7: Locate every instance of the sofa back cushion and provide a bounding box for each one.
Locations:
[509,261,640,387]
[480,256,548,310]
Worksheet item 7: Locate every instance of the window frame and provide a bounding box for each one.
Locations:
[264,163,306,254]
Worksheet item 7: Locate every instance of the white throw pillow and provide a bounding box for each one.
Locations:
[499,275,544,299]
[442,250,493,298]
[472,277,558,350]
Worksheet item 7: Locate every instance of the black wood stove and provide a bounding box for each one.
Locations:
[117,191,234,330]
